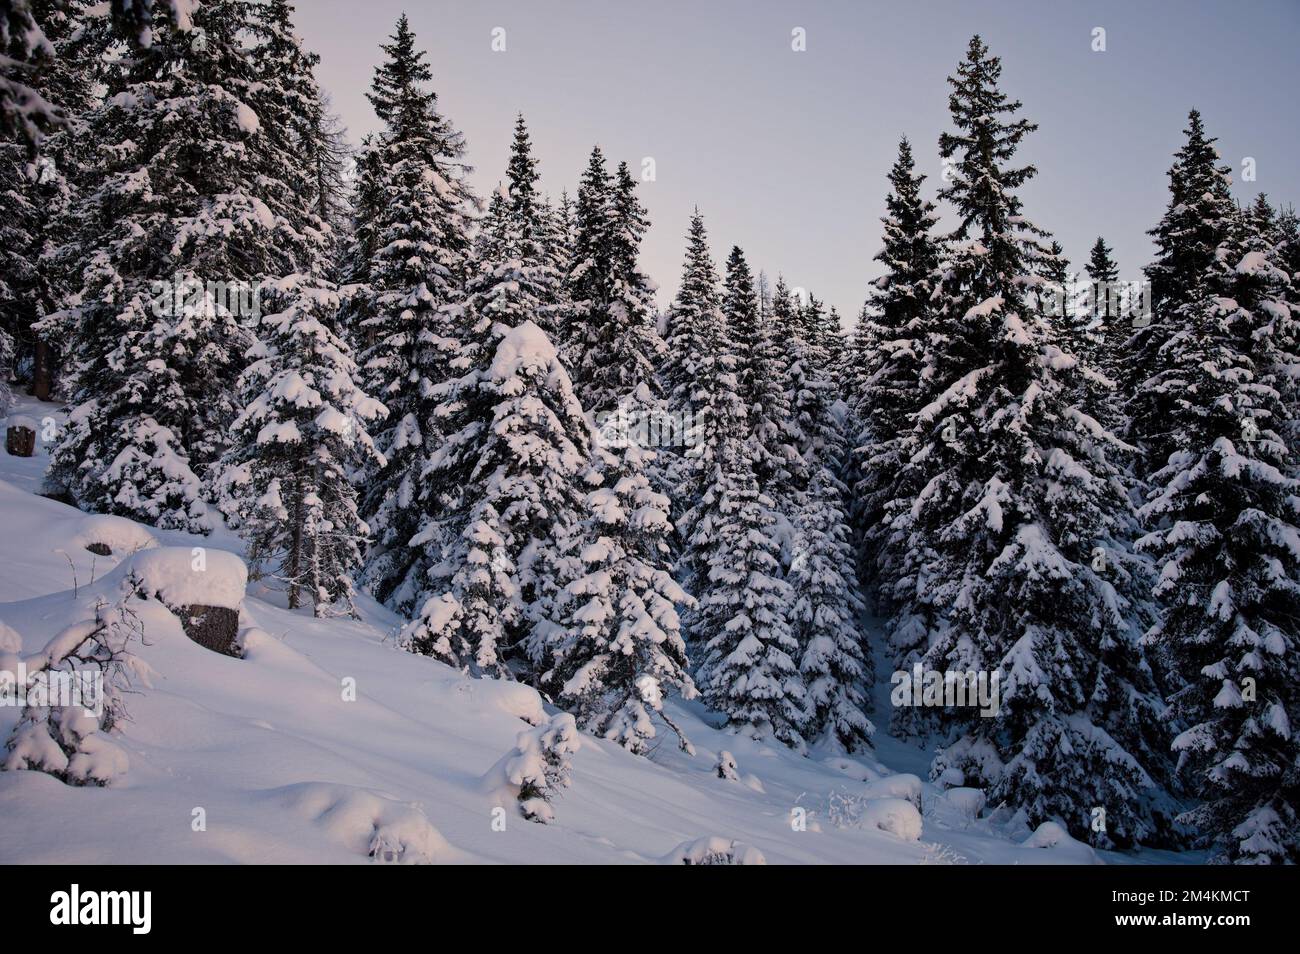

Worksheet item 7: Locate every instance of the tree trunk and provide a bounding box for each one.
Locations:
[32,340,52,401]
[288,474,303,610]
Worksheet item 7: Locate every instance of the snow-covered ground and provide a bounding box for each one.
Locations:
[0,394,1195,864]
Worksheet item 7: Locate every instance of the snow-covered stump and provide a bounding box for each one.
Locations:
[71,516,159,559]
[129,549,248,658]
[5,417,36,457]
[178,605,242,658]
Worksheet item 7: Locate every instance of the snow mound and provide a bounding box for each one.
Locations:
[127,547,247,609]
[944,787,986,822]
[860,797,923,841]
[69,515,159,556]
[936,767,965,788]
[822,756,881,782]
[488,319,559,381]
[663,836,767,865]
[1019,821,1102,864]
[863,772,923,809]
[0,619,20,654]
[266,782,458,865]
[439,670,547,725]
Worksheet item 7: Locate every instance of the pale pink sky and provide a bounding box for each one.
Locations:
[292,0,1300,321]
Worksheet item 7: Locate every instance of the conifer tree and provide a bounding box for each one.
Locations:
[399,118,586,675]
[1126,111,1237,473]
[2,0,98,398]
[662,210,723,421]
[889,36,1171,845]
[848,137,941,600]
[791,457,874,752]
[722,246,798,497]
[668,214,807,746]
[1138,198,1300,864]
[217,280,386,616]
[500,114,564,337]
[337,134,385,347]
[47,0,297,530]
[357,14,477,606]
[560,150,661,420]
[1084,238,1119,327]
[398,316,592,678]
[542,432,697,754]
[692,454,807,748]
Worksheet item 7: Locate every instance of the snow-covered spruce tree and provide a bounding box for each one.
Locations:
[486,712,580,824]
[562,145,619,404]
[790,311,873,752]
[1125,110,1238,474]
[888,36,1172,846]
[216,281,386,617]
[0,0,68,150]
[791,460,874,753]
[1040,240,1085,356]
[691,449,807,748]
[772,281,834,473]
[3,0,101,399]
[399,132,587,675]
[720,248,870,750]
[2,579,142,787]
[1248,196,1300,465]
[336,133,384,348]
[822,307,847,387]
[500,114,564,338]
[246,0,351,268]
[46,0,306,531]
[724,246,799,497]
[398,315,592,679]
[530,166,693,754]
[356,14,477,607]
[540,429,697,755]
[1138,204,1300,864]
[1083,237,1119,357]
[574,159,664,418]
[657,210,723,537]
[661,210,723,427]
[670,214,807,747]
[207,0,388,617]
[847,136,941,601]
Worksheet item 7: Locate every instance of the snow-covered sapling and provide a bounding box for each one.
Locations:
[487,712,580,824]
[714,750,739,781]
[2,581,143,786]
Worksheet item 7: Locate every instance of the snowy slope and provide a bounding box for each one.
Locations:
[0,396,1179,864]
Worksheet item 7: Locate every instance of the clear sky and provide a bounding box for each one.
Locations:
[292,0,1300,322]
